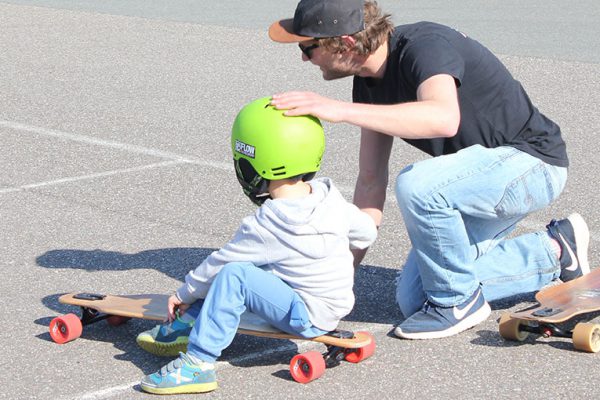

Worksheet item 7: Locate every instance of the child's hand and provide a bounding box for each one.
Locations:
[166,294,190,322]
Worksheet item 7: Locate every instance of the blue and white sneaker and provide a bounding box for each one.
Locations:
[546,213,590,282]
[136,316,194,357]
[394,286,491,339]
[140,352,217,395]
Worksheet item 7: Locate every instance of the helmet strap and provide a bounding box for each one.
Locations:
[235,158,272,206]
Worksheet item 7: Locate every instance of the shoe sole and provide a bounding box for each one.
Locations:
[136,337,188,357]
[567,213,590,275]
[141,381,218,394]
[393,302,492,340]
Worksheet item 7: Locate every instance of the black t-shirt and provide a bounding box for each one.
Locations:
[352,22,568,167]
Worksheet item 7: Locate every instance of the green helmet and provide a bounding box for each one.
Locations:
[231,96,325,205]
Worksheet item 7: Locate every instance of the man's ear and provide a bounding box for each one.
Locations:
[341,35,357,50]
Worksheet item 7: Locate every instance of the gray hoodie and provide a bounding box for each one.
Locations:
[176,177,377,331]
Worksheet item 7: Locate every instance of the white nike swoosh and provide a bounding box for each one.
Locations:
[559,232,579,271]
[453,291,480,320]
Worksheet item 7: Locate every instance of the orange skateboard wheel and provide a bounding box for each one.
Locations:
[289,351,326,383]
[344,331,375,363]
[49,313,83,344]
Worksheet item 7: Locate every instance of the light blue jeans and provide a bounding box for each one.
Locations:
[395,145,567,317]
[181,262,328,363]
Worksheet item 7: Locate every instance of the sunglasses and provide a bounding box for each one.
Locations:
[298,43,320,60]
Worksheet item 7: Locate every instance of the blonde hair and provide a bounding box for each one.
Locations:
[317,1,393,55]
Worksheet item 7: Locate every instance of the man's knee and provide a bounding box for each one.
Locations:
[395,165,432,211]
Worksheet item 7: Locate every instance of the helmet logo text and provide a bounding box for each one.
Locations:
[235,140,255,158]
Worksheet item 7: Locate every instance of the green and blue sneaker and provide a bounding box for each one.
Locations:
[140,352,217,395]
[136,315,194,357]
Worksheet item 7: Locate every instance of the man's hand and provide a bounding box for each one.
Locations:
[271,91,348,123]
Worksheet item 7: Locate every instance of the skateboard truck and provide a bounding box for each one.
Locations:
[79,307,111,326]
[516,321,571,339]
[70,293,115,326]
[321,330,366,368]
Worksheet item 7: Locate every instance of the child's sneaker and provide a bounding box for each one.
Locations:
[136,316,194,357]
[546,213,590,282]
[394,286,491,339]
[140,352,217,395]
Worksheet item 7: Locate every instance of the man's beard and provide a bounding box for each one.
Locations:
[321,67,355,81]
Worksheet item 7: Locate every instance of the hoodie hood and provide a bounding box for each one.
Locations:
[256,177,345,259]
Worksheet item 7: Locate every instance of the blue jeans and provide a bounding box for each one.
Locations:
[181,262,328,363]
[394,145,567,317]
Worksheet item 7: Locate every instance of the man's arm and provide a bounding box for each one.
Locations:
[271,74,461,140]
[351,128,393,267]
[272,74,460,265]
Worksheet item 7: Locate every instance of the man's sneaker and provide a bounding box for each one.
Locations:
[136,316,194,357]
[394,287,491,340]
[546,213,590,282]
[140,352,217,395]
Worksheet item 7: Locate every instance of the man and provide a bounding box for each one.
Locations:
[268,0,590,339]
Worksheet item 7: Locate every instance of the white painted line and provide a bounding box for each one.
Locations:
[75,382,139,400]
[0,161,184,194]
[67,324,386,400]
[0,120,195,162]
[0,119,233,171]
[0,120,234,194]
[65,342,313,400]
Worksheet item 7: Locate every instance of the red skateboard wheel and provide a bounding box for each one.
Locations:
[289,351,326,383]
[49,313,83,344]
[344,331,375,363]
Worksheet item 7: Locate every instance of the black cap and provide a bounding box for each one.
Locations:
[269,0,365,43]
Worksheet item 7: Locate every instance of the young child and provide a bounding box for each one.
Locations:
[138,97,378,395]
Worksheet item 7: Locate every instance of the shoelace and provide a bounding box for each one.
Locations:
[158,315,192,336]
[159,323,175,336]
[421,303,432,314]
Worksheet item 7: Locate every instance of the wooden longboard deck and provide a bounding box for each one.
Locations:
[59,293,169,321]
[511,268,600,323]
[237,328,372,348]
[59,292,371,348]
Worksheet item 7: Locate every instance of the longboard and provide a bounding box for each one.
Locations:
[498,268,600,352]
[49,292,375,383]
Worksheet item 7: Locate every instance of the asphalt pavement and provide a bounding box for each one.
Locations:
[1,1,599,399]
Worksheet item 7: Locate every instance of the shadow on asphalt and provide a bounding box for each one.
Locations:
[471,329,576,352]
[36,247,215,282]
